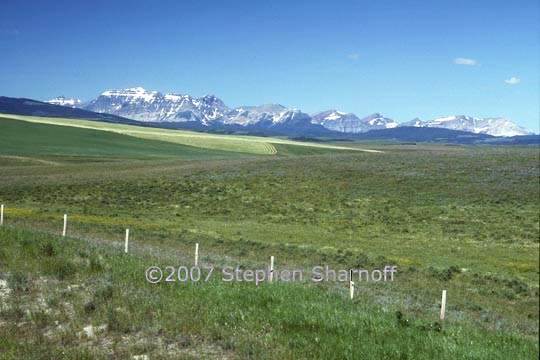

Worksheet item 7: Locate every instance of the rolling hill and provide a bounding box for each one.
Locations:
[0,114,378,159]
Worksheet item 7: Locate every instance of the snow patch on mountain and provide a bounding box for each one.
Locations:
[47,96,81,107]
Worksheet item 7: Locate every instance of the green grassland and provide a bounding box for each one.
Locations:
[0,115,538,358]
[0,117,249,160]
[1,227,537,359]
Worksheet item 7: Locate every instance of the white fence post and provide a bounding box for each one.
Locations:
[0,204,4,226]
[124,229,130,253]
[349,270,355,300]
[194,243,199,266]
[440,290,447,320]
[269,256,274,283]
[62,214,67,237]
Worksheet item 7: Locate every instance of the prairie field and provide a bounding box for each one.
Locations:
[0,115,538,359]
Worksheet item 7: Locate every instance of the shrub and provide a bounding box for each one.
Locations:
[89,254,105,272]
[44,258,77,280]
[428,265,461,281]
[8,271,32,292]
[40,241,56,257]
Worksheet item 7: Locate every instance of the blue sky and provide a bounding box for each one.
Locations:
[1,0,538,131]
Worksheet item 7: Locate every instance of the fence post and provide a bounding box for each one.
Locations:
[124,229,129,253]
[0,204,4,226]
[62,214,67,237]
[194,243,199,266]
[269,256,274,283]
[440,290,447,321]
[349,270,355,300]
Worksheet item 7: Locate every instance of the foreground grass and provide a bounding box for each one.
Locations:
[0,226,537,359]
[1,144,538,341]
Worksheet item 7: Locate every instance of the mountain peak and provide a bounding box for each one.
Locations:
[311,110,398,133]
[127,87,146,92]
[85,88,230,123]
[365,112,383,119]
[101,87,153,97]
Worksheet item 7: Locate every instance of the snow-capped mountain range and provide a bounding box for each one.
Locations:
[54,88,316,131]
[400,116,532,137]
[312,110,399,133]
[47,87,534,137]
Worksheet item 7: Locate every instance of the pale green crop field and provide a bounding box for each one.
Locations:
[0,113,380,155]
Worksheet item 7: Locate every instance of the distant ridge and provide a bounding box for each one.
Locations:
[0,97,138,124]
